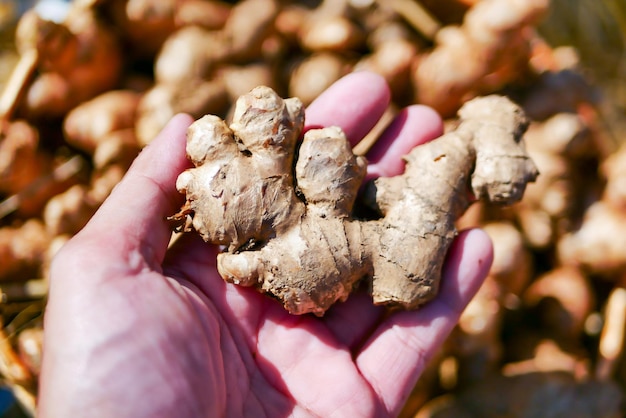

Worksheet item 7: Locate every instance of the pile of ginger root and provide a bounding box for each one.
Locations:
[1,0,626,416]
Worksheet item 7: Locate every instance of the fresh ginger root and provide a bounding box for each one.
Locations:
[0,219,50,281]
[557,143,626,276]
[362,95,537,308]
[414,0,549,117]
[135,0,278,145]
[171,87,537,315]
[14,5,122,119]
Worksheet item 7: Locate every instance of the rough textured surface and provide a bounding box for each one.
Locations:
[364,95,538,308]
[171,87,538,315]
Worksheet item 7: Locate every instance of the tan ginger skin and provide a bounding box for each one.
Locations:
[170,86,538,316]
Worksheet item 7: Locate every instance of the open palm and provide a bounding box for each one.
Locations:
[39,72,493,418]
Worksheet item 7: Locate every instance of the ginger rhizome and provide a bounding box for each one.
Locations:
[413,0,549,117]
[171,86,537,316]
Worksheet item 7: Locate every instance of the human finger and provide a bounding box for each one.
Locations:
[355,228,493,416]
[79,113,194,268]
[304,71,391,146]
[365,105,443,181]
[322,289,386,350]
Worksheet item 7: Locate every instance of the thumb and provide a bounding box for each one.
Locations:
[79,114,194,268]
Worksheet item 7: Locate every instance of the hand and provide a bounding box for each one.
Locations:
[39,72,493,417]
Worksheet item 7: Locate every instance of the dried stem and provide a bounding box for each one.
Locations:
[0,154,85,220]
[595,285,626,380]
[0,326,32,387]
[352,105,396,156]
[383,0,441,40]
[0,49,38,121]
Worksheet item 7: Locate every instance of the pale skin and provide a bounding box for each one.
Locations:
[39,72,493,417]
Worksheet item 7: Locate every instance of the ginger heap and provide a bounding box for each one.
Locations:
[171,87,537,316]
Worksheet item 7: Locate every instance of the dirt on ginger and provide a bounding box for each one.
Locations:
[170,86,537,316]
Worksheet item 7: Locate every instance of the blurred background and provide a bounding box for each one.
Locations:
[539,0,626,145]
[0,0,625,416]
